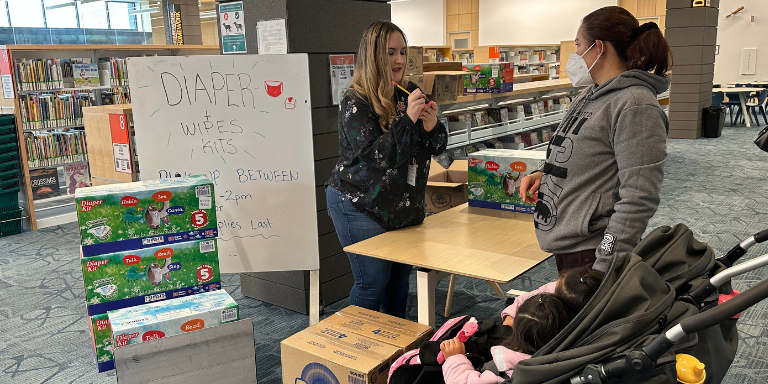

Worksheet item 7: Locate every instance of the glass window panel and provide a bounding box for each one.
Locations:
[7,0,45,28]
[45,0,79,29]
[0,1,9,28]
[108,2,130,30]
[78,1,108,29]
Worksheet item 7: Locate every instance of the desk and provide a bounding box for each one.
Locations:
[712,87,764,127]
[344,204,550,326]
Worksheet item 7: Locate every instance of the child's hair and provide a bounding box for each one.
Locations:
[555,265,605,312]
[503,293,575,355]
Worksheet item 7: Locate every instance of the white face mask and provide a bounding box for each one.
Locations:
[566,42,604,87]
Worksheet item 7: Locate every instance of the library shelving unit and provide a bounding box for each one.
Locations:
[3,44,219,230]
[436,78,579,152]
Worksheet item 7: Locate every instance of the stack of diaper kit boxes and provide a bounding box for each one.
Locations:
[76,176,230,372]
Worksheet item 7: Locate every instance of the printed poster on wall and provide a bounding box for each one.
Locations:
[30,168,60,200]
[219,1,246,54]
[330,55,354,105]
[64,162,91,195]
[257,19,287,54]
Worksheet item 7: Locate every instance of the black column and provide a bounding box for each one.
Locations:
[216,0,390,314]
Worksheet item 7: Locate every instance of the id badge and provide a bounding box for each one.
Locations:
[407,163,417,186]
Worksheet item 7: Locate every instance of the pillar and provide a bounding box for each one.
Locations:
[161,0,203,45]
[218,0,391,314]
[665,0,720,139]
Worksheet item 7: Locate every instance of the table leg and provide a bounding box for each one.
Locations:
[740,93,752,127]
[487,281,506,299]
[416,269,451,327]
[444,274,456,318]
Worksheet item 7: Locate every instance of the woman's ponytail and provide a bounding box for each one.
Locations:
[582,6,672,77]
[626,22,672,76]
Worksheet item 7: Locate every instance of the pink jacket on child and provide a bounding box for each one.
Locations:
[441,282,558,384]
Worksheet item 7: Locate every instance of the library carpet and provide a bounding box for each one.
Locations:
[1,125,767,384]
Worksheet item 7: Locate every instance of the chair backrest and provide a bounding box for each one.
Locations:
[712,92,725,106]
[759,89,768,105]
[725,92,742,103]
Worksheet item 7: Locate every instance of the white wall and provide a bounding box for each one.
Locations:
[714,0,768,83]
[479,0,617,46]
[391,0,446,47]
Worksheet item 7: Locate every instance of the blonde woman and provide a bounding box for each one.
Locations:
[326,21,447,317]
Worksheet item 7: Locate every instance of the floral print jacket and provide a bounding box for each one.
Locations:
[327,82,448,230]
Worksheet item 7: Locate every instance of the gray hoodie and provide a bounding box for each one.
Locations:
[535,69,669,272]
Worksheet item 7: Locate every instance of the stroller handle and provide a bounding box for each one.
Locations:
[689,252,768,303]
[719,228,768,267]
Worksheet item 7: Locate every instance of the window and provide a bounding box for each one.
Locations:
[78,0,108,29]
[107,2,131,30]
[0,1,9,28]
[7,0,45,28]
[45,0,79,29]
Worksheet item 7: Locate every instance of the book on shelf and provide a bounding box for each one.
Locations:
[29,167,61,200]
[64,162,91,195]
[73,64,100,88]
[25,130,88,168]
[19,91,92,130]
[97,58,129,87]
[13,58,64,92]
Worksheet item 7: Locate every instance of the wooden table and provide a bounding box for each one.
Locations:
[345,204,550,326]
[712,87,765,127]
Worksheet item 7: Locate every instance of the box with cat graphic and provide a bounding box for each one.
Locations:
[467,149,547,213]
[108,290,239,348]
[75,175,218,257]
[82,239,221,316]
[88,313,115,372]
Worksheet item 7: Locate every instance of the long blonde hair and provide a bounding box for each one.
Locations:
[350,21,409,132]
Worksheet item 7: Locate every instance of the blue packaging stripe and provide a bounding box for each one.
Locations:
[468,199,535,213]
[86,281,222,316]
[81,228,218,257]
[97,359,115,372]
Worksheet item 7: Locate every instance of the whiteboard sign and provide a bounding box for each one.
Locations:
[127,54,319,273]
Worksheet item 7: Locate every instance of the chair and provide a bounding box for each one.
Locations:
[747,89,768,126]
[722,92,744,126]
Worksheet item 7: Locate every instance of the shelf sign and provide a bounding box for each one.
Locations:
[0,49,13,99]
[219,1,247,54]
[489,47,500,64]
[110,113,132,174]
[692,0,707,6]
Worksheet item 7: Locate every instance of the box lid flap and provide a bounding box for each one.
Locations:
[427,181,466,188]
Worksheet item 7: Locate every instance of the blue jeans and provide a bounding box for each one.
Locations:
[326,187,412,318]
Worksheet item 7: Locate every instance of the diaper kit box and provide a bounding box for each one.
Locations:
[82,239,221,315]
[75,175,218,257]
[467,149,547,213]
[88,314,115,372]
[281,323,402,384]
[324,306,434,353]
[281,306,433,384]
[463,63,514,94]
[426,159,468,214]
[108,290,239,348]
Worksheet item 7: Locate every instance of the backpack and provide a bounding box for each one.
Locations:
[387,316,513,384]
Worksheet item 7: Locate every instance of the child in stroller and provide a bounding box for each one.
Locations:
[440,267,605,384]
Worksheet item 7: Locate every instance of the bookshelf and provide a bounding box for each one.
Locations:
[3,44,219,230]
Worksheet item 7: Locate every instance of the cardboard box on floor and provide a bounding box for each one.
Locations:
[426,159,468,213]
[281,306,433,384]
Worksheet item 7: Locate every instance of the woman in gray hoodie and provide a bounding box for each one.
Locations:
[519,6,672,273]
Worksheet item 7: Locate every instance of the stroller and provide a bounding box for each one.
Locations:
[506,224,768,384]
